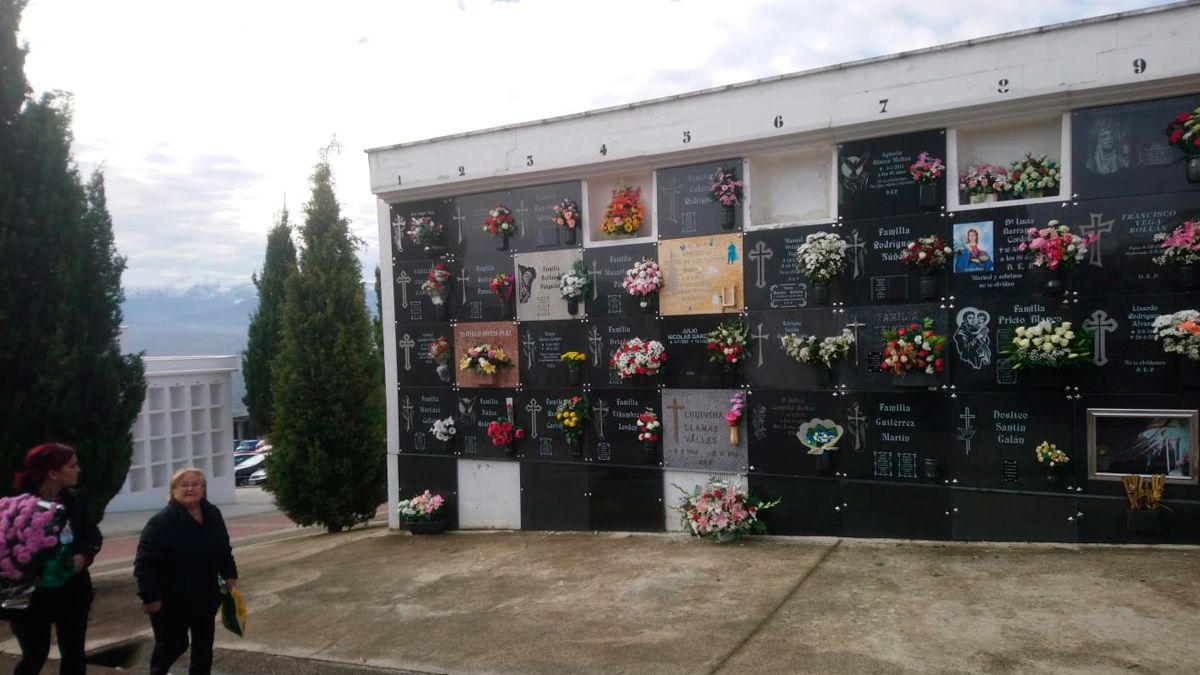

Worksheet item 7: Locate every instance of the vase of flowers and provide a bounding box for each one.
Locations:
[405,216,446,256]
[780,329,854,387]
[707,318,750,381]
[710,166,744,229]
[1000,319,1090,385]
[672,478,780,543]
[880,317,945,388]
[958,164,1008,204]
[397,490,447,534]
[1034,441,1069,487]
[622,258,662,309]
[1152,220,1200,290]
[555,395,591,458]
[430,416,456,453]
[561,351,586,385]
[637,410,661,463]
[1152,310,1200,389]
[1166,107,1200,182]
[490,273,514,317]
[724,392,744,446]
[1018,220,1098,295]
[909,152,944,209]
[899,234,953,300]
[458,343,513,383]
[610,338,667,381]
[795,232,848,306]
[1003,153,1061,199]
[486,415,525,455]
[429,335,453,382]
[552,198,582,245]
[483,205,517,250]
[600,182,645,237]
[421,262,452,319]
[559,259,591,316]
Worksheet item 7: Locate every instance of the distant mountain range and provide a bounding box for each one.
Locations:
[120,283,379,417]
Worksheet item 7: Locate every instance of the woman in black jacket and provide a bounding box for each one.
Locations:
[9,442,103,675]
[134,468,237,675]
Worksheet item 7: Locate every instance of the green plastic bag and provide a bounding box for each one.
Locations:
[218,577,246,637]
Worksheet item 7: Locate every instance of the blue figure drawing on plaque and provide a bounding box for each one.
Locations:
[953,221,994,273]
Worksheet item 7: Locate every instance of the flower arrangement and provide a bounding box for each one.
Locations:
[796,419,844,455]
[397,490,445,522]
[555,395,591,447]
[724,391,745,445]
[958,164,1009,198]
[483,205,517,238]
[490,273,514,302]
[780,329,854,368]
[428,336,451,364]
[1004,153,1062,198]
[1034,441,1069,467]
[909,152,945,184]
[672,478,780,542]
[458,343,513,375]
[430,416,457,442]
[610,338,667,379]
[560,351,586,365]
[1018,220,1097,270]
[486,416,525,447]
[795,232,848,283]
[559,259,591,300]
[1001,319,1089,370]
[1152,310,1200,362]
[880,317,945,376]
[0,495,72,591]
[421,262,452,303]
[709,166,744,207]
[636,410,661,444]
[899,234,954,273]
[1153,220,1200,266]
[1166,107,1200,157]
[551,198,581,230]
[622,259,663,307]
[406,216,444,245]
[706,318,750,369]
[600,183,644,236]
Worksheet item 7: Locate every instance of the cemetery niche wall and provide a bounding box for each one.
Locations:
[376,9,1200,541]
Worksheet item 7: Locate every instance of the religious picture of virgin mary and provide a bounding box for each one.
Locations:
[953,221,995,274]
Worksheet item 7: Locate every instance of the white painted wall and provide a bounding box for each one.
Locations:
[456,459,521,529]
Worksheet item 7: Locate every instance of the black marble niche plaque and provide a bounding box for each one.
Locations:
[744,310,844,391]
[396,324,455,388]
[1072,94,1200,200]
[582,243,658,317]
[948,299,1074,392]
[587,388,662,467]
[389,198,457,261]
[837,129,946,220]
[656,158,742,238]
[583,315,662,389]
[837,213,950,306]
[949,393,1077,491]
[513,389,584,463]
[393,258,456,324]
[748,476,843,536]
[743,227,832,311]
[520,463,589,531]
[516,320,586,389]
[396,455,458,529]
[1072,297,1190,394]
[397,388,455,455]
[587,466,665,532]
[839,305,950,391]
[451,253,514,323]
[840,482,950,540]
[951,492,1078,542]
[834,392,951,482]
[746,389,838,477]
[508,181,584,250]
[453,389,519,460]
[946,202,1071,301]
[661,315,733,389]
[452,189,518,261]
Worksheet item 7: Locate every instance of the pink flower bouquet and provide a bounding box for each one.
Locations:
[396,490,445,522]
[0,494,75,605]
[622,259,662,307]
[1018,219,1097,270]
[672,478,780,542]
[1153,220,1200,266]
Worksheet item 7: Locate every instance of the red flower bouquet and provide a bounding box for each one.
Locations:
[490,273,514,302]
[1166,107,1200,157]
[486,416,525,448]
[880,317,946,377]
[483,205,517,238]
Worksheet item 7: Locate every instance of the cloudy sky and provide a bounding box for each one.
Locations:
[18,0,1177,290]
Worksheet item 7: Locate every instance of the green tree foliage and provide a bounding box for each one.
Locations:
[372,265,383,354]
[0,0,145,519]
[242,208,297,437]
[266,153,384,532]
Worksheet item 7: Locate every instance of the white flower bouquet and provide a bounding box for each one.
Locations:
[795,232,847,283]
[780,329,854,368]
[559,259,591,301]
[431,416,456,442]
[1000,319,1090,369]
[1152,310,1200,361]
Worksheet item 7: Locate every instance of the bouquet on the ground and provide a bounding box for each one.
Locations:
[397,490,445,522]
[552,198,581,231]
[1001,319,1089,369]
[1003,153,1061,198]
[1166,107,1200,157]
[709,166,744,207]
[899,234,954,273]
[430,417,456,442]
[958,164,1009,198]
[483,205,517,238]
[559,259,591,301]
[610,338,667,379]
[490,273,514,302]
[780,329,854,368]
[880,317,945,376]
[1034,441,1069,467]
[0,494,75,606]
[706,318,750,369]
[421,262,452,304]
[672,478,780,542]
[1153,220,1200,266]
[600,183,644,236]
[1152,310,1200,361]
[909,152,945,184]
[428,336,451,365]
[622,259,662,305]
[1018,220,1097,270]
[458,343,513,375]
[555,395,591,446]
[636,410,661,444]
[406,216,444,245]
[486,416,525,447]
[795,232,847,283]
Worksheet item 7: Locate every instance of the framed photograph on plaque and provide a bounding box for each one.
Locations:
[1087,409,1198,483]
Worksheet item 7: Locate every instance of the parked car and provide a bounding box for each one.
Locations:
[235,439,259,453]
[234,452,267,486]
[248,466,268,486]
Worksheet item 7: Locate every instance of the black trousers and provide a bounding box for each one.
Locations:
[10,573,93,675]
[148,599,219,675]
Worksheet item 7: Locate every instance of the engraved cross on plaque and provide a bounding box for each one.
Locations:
[398,333,415,371]
[587,326,603,364]
[513,200,530,236]
[590,260,600,300]
[452,206,466,244]
[396,270,412,309]
[956,407,976,455]
[846,403,866,452]
[1080,214,1114,268]
[1083,309,1118,366]
[521,332,536,370]
[845,319,866,365]
[401,395,414,432]
[456,267,470,304]
[846,229,866,280]
[592,398,609,440]
[666,398,686,444]
[748,241,774,289]
[751,323,771,368]
[392,214,406,252]
[661,178,683,224]
[525,398,543,439]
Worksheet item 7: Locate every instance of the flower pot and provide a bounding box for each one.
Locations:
[892,372,936,389]
[1179,460,1192,479]
[813,366,833,388]
[476,371,499,386]
[1025,190,1045,199]
[918,183,938,209]
[1037,265,1068,296]
[441,439,454,455]
[716,531,737,544]
[1024,367,1065,389]
[720,367,741,388]
[1045,465,1064,487]
[816,451,838,477]
[433,301,448,321]
[644,442,657,464]
[1179,265,1197,290]
[1187,156,1200,184]
[923,457,940,482]
[968,193,998,204]
[639,297,651,310]
[406,518,447,535]
[720,206,736,230]
[811,282,830,306]
[436,363,452,383]
[1126,508,1166,534]
[918,273,938,301]
[565,227,577,246]
[567,435,583,459]
[423,244,447,257]
[566,298,580,316]
[567,365,582,386]
[498,234,509,251]
[502,444,515,457]
[1180,358,1200,391]
[728,425,739,446]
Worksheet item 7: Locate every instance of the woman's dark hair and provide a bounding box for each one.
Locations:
[13,443,76,493]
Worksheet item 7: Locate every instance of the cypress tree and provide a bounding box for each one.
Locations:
[242,208,296,437]
[372,265,383,354]
[0,0,145,519]
[266,152,384,532]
